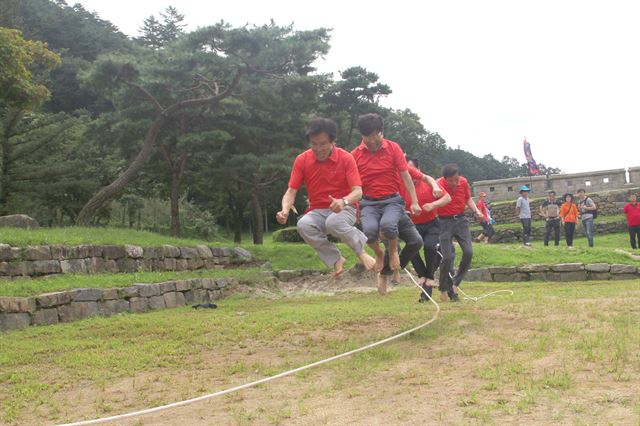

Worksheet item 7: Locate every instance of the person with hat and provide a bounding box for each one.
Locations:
[516,185,532,246]
[540,190,563,246]
[475,191,494,243]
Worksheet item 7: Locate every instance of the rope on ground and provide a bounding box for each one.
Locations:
[58,270,440,426]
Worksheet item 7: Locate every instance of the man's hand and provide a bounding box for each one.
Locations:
[410,202,422,216]
[432,187,443,198]
[474,210,484,223]
[422,202,436,212]
[328,195,345,213]
[276,210,289,225]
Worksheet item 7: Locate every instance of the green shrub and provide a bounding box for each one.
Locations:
[273,227,304,243]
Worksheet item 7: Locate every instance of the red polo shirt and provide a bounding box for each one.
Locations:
[624,202,640,226]
[351,138,408,199]
[403,178,439,224]
[436,176,471,216]
[477,199,489,221]
[288,147,361,211]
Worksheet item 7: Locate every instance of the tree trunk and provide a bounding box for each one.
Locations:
[0,109,22,216]
[250,190,263,245]
[233,210,243,244]
[76,114,166,225]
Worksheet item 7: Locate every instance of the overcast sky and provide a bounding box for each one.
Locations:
[76,0,639,174]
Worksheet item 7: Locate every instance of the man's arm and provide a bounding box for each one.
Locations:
[421,174,443,198]
[329,186,362,213]
[276,187,298,224]
[466,197,483,220]
[400,170,421,215]
[539,203,547,219]
[422,192,452,212]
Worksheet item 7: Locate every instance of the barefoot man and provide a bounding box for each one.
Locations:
[276,118,376,276]
[351,113,441,292]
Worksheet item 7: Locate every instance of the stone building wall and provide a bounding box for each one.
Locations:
[474,167,638,201]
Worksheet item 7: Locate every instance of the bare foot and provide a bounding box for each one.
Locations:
[333,256,346,278]
[377,274,388,295]
[389,249,400,271]
[391,269,401,284]
[440,291,449,302]
[358,252,377,270]
[425,278,435,287]
[373,252,384,272]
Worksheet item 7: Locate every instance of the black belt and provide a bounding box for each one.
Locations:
[362,193,399,202]
[439,213,466,220]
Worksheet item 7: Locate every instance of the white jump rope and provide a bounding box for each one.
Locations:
[58,270,439,426]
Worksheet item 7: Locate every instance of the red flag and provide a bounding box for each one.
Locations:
[523,138,539,175]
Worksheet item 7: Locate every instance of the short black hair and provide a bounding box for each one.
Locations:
[564,193,574,201]
[305,118,337,142]
[577,188,586,193]
[548,190,556,195]
[441,163,460,178]
[357,113,384,136]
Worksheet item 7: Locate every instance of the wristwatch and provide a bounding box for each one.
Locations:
[342,198,349,206]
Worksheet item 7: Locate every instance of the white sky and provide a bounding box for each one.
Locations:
[76,0,639,174]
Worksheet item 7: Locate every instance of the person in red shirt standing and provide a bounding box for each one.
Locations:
[475,192,494,243]
[623,193,640,249]
[351,113,441,292]
[276,118,376,276]
[437,164,483,302]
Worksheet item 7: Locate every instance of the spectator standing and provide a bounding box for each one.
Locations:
[516,186,532,246]
[577,189,597,247]
[559,193,578,248]
[540,190,562,246]
[623,193,640,249]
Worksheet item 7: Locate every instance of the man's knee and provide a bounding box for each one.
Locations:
[296,215,317,238]
[379,218,399,240]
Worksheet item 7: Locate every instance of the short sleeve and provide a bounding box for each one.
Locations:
[287,155,305,190]
[343,152,362,188]
[516,198,522,208]
[407,164,423,180]
[392,143,408,172]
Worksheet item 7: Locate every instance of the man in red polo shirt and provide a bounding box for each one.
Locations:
[436,163,483,301]
[351,113,441,282]
[276,118,376,276]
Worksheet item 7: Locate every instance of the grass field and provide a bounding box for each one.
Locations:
[1,280,638,425]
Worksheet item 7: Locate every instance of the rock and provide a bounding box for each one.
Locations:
[0,244,14,261]
[134,284,160,298]
[119,286,139,299]
[102,245,127,260]
[163,292,178,308]
[174,259,188,271]
[148,295,165,310]
[0,313,31,330]
[216,278,231,288]
[201,278,217,290]
[0,297,36,313]
[72,288,103,302]
[588,272,610,280]
[102,288,119,300]
[0,214,39,229]
[179,247,199,259]
[129,297,148,313]
[143,247,159,259]
[610,264,637,274]
[159,281,176,294]
[25,245,52,261]
[464,268,491,282]
[186,258,204,270]
[58,302,99,322]
[210,247,231,257]
[163,258,176,271]
[175,292,186,306]
[196,245,213,258]
[28,260,62,275]
[124,245,144,259]
[611,273,637,280]
[492,272,528,282]
[557,271,588,281]
[190,279,203,289]
[488,266,518,274]
[32,308,59,326]
[233,247,252,262]
[174,280,191,292]
[36,291,72,308]
[517,264,550,273]
[60,259,88,274]
[550,263,584,272]
[585,263,611,272]
[161,245,180,258]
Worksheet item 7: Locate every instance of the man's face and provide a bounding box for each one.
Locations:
[362,132,383,151]
[549,193,556,201]
[309,132,334,162]
[578,191,586,199]
[631,194,638,203]
[445,173,460,187]
[521,191,529,198]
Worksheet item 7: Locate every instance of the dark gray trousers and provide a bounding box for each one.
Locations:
[360,195,406,242]
[438,216,473,292]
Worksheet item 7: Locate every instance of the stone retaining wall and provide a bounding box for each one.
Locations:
[471,219,628,243]
[465,263,639,282]
[0,244,252,278]
[0,277,233,331]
